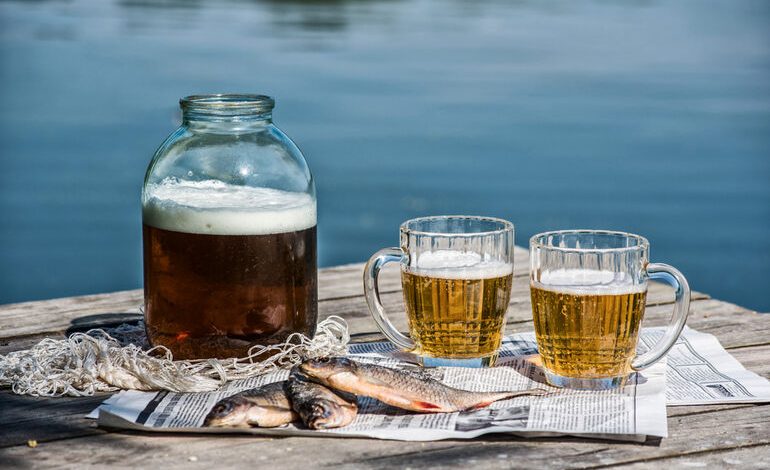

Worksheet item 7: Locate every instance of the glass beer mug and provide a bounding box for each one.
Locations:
[142,94,317,360]
[530,230,690,389]
[364,216,515,367]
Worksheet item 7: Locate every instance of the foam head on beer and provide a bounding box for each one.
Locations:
[142,178,317,360]
[143,178,316,235]
[534,269,646,294]
[406,250,513,279]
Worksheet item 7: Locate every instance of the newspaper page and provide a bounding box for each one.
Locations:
[90,327,770,442]
[92,331,670,442]
[651,327,770,405]
[341,326,770,418]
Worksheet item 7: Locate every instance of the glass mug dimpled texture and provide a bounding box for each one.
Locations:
[530,230,690,389]
[364,216,514,368]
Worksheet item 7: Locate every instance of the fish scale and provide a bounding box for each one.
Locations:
[299,357,548,413]
[203,381,297,428]
[241,382,293,407]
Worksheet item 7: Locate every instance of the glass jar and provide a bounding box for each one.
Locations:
[141,94,317,360]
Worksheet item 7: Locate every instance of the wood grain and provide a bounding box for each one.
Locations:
[619,444,770,469]
[1,403,768,469]
[0,247,529,341]
[1,249,768,469]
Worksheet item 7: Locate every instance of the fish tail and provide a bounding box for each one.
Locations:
[498,388,550,400]
[463,388,549,411]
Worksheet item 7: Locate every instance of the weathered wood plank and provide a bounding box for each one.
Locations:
[0,283,708,355]
[0,394,107,448]
[319,246,531,298]
[318,276,706,322]
[0,262,705,342]
[618,444,770,469]
[323,295,766,350]
[0,393,756,452]
[322,256,702,313]
[0,286,733,361]
[0,252,768,468]
[0,247,528,341]
[2,293,764,449]
[1,402,768,469]
[0,262,376,341]
[0,290,755,361]
[729,345,770,374]
[0,308,770,447]
[0,290,144,341]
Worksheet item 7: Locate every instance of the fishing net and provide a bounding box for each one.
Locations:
[0,315,350,397]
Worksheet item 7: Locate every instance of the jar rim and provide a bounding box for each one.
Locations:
[180,94,275,116]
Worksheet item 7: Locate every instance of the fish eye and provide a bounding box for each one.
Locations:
[312,404,331,419]
[212,401,233,416]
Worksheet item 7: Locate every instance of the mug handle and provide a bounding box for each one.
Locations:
[363,247,416,351]
[631,263,691,370]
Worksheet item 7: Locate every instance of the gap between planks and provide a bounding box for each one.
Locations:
[604,444,770,469]
[581,442,770,469]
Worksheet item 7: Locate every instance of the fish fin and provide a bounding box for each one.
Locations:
[468,401,493,410]
[413,401,443,411]
[330,388,358,405]
[361,375,393,388]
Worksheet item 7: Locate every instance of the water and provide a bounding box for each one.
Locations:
[1,0,768,311]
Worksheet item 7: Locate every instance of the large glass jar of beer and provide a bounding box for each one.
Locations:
[141,94,317,360]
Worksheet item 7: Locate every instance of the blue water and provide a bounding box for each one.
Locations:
[1,0,769,311]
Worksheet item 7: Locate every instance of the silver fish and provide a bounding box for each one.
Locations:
[204,381,297,428]
[287,369,358,430]
[299,357,548,413]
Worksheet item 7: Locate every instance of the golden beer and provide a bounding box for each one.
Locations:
[531,284,647,378]
[365,217,516,368]
[402,269,513,359]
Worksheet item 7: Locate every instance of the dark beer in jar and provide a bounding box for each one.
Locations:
[142,179,317,359]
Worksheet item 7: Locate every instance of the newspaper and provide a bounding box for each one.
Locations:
[654,327,770,405]
[90,327,770,442]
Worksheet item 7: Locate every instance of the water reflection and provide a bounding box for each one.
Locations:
[0,0,768,311]
[114,0,400,34]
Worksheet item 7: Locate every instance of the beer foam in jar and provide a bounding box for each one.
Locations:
[407,250,513,279]
[142,178,316,235]
[534,269,646,294]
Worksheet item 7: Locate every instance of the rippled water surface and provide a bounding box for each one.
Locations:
[1,0,769,310]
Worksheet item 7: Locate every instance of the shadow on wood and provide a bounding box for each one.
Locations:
[0,393,108,448]
[65,313,143,337]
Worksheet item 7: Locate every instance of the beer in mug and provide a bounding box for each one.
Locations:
[402,251,513,359]
[365,216,515,367]
[531,273,647,378]
[530,230,690,389]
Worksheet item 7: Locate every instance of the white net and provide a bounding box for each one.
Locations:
[0,316,350,397]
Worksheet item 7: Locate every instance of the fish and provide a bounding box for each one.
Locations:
[298,357,548,413]
[286,369,358,430]
[203,381,298,428]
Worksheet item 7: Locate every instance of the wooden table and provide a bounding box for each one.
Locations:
[2,247,769,469]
